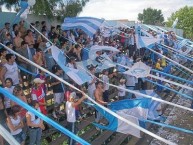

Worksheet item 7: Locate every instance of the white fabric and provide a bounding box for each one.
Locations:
[118,84,126,97]
[124,61,151,78]
[10,116,22,135]
[116,111,140,138]
[66,101,76,122]
[102,75,109,91]
[4,86,15,108]
[27,108,41,125]
[4,62,19,85]
[66,63,76,69]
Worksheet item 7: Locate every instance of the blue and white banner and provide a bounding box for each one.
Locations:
[135,25,160,49]
[50,45,92,85]
[93,98,151,138]
[62,17,104,37]
[133,90,162,121]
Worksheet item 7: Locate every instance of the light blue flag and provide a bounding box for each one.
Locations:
[50,45,92,85]
[93,98,151,138]
[133,90,162,121]
[61,17,105,37]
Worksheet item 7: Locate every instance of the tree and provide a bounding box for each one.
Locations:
[0,0,89,20]
[138,7,164,25]
[166,6,193,39]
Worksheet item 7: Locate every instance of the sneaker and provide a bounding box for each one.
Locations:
[95,127,100,131]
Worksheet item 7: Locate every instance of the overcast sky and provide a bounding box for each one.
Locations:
[79,0,193,21]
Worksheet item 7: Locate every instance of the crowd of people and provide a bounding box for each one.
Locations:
[0,18,188,145]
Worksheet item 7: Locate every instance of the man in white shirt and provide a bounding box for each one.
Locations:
[0,54,21,86]
[125,74,137,99]
[66,92,86,145]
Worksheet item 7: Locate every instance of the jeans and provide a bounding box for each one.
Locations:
[67,122,77,145]
[13,131,26,144]
[95,110,103,123]
[103,90,109,102]
[29,128,42,145]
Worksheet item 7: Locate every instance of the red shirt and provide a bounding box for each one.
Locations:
[32,87,47,115]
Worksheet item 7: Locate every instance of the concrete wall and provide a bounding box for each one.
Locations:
[0,12,61,29]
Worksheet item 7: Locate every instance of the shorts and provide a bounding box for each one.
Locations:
[54,93,64,104]
[13,131,26,143]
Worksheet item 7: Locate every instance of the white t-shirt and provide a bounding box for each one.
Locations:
[66,101,76,123]
[26,108,41,125]
[118,84,126,97]
[102,75,109,91]
[4,62,20,85]
[10,116,22,135]
[4,86,15,108]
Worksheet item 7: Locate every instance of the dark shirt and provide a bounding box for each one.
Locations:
[51,76,64,93]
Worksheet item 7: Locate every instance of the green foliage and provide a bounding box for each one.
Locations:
[166,6,193,39]
[138,7,164,25]
[0,0,89,20]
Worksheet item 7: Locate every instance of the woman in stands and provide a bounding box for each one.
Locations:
[26,100,45,145]
[4,78,15,114]
[0,93,8,145]
[7,105,26,145]
[11,85,27,120]
[31,78,47,115]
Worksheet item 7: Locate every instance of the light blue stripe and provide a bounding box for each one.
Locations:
[64,18,101,30]
[0,87,90,145]
[143,119,193,135]
[144,78,193,100]
[93,104,118,131]
[62,24,94,37]
[108,98,151,111]
[151,69,193,85]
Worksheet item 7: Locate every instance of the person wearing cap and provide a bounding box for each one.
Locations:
[118,78,126,100]
[31,78,47,115]
[50,65,65,105]
[66,92,86,145]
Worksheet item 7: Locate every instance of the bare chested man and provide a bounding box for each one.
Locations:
[94,81,107,123]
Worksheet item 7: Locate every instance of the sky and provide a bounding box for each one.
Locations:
[79,0,193,21]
